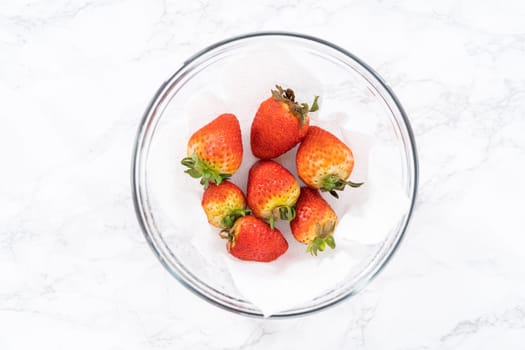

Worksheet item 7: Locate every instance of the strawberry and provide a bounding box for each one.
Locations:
[201,181,250,229]
[296,126,363,198]
[247,160,300,229]
[221,215,288,262]
[250,85,319,159]
[181,113,242,188]
[290,187,338,256]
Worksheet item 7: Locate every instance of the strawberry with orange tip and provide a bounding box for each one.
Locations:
[181,113,242,188]
[296,126,363,198]
[201,181,250,229]
[291,187,338,256]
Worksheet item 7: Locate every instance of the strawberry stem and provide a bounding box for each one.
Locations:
[278,206,296,221]
[181,154,232,188]
[221,209,251,229]
[271,85,319,127]
[219,229,232,240]
[268,205,296,230]
[306,222,337,256]
[321,175,364,199]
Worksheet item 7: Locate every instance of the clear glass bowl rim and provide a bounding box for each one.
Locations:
[132,31,419,318]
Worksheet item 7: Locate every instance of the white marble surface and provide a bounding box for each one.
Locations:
[1,0,525,348]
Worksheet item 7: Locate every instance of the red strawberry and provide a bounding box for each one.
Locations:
[181,113,242,188]
[250,85,319,159]
[296,126,363,198]
[221,215,288,262]
[201,181,250,229]
[247,160,300,229]
[290,187,338,256]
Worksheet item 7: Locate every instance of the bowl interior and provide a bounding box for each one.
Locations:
[133,33,417,317]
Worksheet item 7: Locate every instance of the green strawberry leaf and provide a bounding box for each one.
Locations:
[221,215,235,229]
[185,168,201,178]
[321,175,364,199]
[269,215,276,230]
[326,236,336,249]
[317,237,326,251]
[181,156,196,168]
[181,153,232,188]
[347,180,364,188]
[309,96,320,112]
[278,206,296,221]
[221,209,251,229]
[329,190,339,199]
[306,222,337,256]
[271,85,319,128]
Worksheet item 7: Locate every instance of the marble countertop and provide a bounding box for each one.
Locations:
[2,0,525,348]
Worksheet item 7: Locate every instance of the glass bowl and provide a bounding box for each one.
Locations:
[132,32,418,317]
